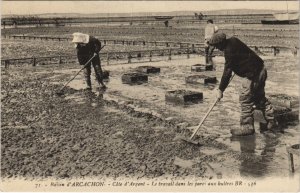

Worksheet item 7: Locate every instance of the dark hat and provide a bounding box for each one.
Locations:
[209,33,226,45]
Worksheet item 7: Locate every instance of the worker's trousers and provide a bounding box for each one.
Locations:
[83,56,104,87]
[205,45,215,57]
[239,67,275,126]
[205,41,215,65]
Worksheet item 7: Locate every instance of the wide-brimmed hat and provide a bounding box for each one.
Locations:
[209,33,226,45]
[72,33,89,44]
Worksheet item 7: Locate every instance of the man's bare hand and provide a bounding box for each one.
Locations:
[216,89,223,101]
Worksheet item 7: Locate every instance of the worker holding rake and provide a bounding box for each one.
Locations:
[72,32,106,90]
[209,32,278,136]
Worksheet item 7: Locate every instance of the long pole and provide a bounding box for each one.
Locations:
[189,74,235,140]
[189,97,219,139]
[286,1,289,20]
[57,54,97,92]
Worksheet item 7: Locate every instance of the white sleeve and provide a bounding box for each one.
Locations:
[214,26,219,33]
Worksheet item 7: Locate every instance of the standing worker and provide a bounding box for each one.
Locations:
[204,19,218,65]
[209,32,278,136]
[72,32,107,90]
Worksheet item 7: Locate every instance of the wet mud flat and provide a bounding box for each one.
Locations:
[1,55,299,180]
[1,66,225,180]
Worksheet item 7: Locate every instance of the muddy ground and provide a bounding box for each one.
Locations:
[1,54,299,181]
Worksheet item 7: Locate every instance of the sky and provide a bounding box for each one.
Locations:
[1,1,299,15]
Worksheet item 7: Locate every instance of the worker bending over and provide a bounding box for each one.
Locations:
[209,32,278,136]
[72,32,106,90]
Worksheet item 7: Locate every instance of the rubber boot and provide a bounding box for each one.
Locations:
[267,119,279,131]
[94,65,107,90]
[231,117,255,136]
[86,77,92,90]
[97,80,107,90]
[230,124,255,136]
[262,102,279,131]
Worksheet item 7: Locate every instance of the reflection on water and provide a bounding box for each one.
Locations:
[64,75,106,107]
[231,133,282,178]
[82,89,105,107]
[64,87,105,108]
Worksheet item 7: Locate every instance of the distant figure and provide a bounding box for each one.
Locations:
[164,20,169,27]
[72,33,106,90]
[209,33,278,136]
[204,19,218,64]
[293,46,297,57]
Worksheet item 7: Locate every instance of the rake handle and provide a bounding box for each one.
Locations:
[189,98,219,140]
[58,54,97,92]
[189,74,235,140]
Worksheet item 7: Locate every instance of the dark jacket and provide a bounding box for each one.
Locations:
[76,36,101,65]
[219,37,264,92]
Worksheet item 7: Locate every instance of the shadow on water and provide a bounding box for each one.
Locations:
[64,77,106,107]
[82,89,105,107]
[64,88,105,108]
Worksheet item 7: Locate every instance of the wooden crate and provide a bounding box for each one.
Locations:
[268,94,299,109]
[136,66,160,74]
[165,90,203,105]
[121,73,148,84]
[191,64,213,72]
[254,105,299,124]
[186,75,217,85]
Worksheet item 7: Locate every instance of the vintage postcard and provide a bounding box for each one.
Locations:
[1,0,299,192]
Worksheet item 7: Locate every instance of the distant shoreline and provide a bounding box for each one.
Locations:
[2,9,298,18]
